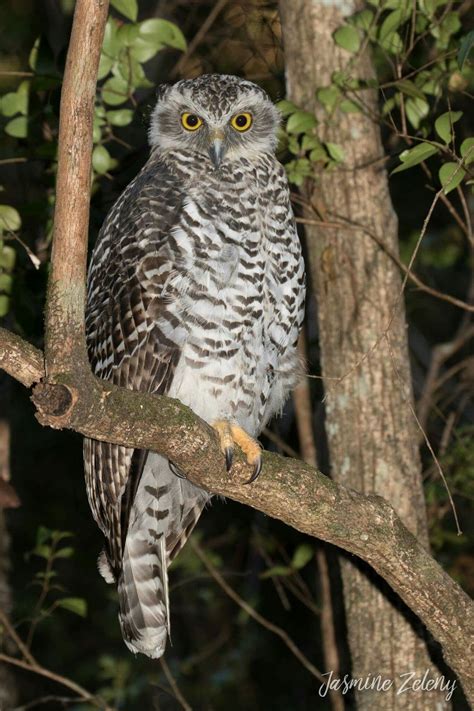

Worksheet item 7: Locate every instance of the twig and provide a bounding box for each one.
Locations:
[159,658,192,711]
[0,327,44,387]
[191,540,327,685]
[0,607,35,665]
[170,0,229,78]
[385,334,461,535]
[295,215,474,313]
[0,654,111,710]
[0,158,28,166]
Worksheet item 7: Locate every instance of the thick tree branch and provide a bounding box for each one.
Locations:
[0,327,44,387]
[1,336,473,699]
[45,0,109,377]
[0,0,472,705]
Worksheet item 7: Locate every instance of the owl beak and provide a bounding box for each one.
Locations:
[208,131,225,168]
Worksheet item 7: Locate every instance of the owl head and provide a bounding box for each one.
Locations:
[149,74,280,167]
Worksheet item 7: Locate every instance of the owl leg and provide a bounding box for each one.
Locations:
[212,421,262,484]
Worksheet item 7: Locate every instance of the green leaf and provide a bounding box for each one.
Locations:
[1,93,22,118]
[286,111,317,134]
[54,546,74,558]
[260,565,293,579]
[102,76,129,106]
[110,0,138,22]
[101,18,121,59]
[317,86,340,112]
[460,138,474,165]
[391,142,438,174]
[276,99,298,117]
[97,53,114,80]
[36,525,51,546]
[33,544,52,559]
[0,205,21,232]
[309,146,328,162]
[348,9,374,32]
[434,111,463,144]
[0,295,10,317]
[0,246,16,271]
[129,37,161,62]
[395,79,426,100]
[291,544,314,570]
[0,274,13,294]
[379,30,403,54]
[326,142,345,162]
[139,19,187,51]
[457,30,474,70]
[379,9,405,41]
[92,146,112,175]
[29,37,39,70]
[333,25,361,53]
[301,134,322,151]
[405,97,429,130]
[340,99,361,113]
[439,162,466,194]
[4,116,27,138]
[57,597,87,617]
[106,109,134,127]
[116,23,140,47]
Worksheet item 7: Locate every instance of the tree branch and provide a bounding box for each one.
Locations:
[45,0,109,378]
[0,338,472,700]
[0,328,44,387]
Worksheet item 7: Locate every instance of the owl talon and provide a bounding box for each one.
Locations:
[244,456,262,485]
[225,447,234,472]
[212,421,262,482]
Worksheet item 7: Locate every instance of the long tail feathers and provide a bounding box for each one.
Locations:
[116,453,209,658]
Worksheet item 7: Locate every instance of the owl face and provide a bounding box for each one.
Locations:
[149,74,280,167]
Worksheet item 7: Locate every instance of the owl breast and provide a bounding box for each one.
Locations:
[151,152,304,436]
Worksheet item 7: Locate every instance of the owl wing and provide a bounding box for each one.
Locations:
[84,155,184,571]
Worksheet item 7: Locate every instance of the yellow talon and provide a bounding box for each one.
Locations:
[212,421,262,483]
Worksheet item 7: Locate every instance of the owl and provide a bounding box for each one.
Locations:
[84,74,305,658]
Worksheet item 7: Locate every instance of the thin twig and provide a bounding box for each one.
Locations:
[0,607,35,665]
[385,334,461,535]
[159,658,192,711]
[170,0,229,78]
[191,540,326,684]
[0,654,112,710]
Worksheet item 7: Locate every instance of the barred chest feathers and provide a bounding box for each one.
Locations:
[142,148,305,437]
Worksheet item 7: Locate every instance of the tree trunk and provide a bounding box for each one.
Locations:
[280,2,450,708]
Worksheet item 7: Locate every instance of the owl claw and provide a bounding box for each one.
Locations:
[225,447,234,472]
[212,420,262,483]
[244,457,262,485]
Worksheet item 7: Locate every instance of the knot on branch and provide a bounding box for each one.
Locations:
[32,381,77,426]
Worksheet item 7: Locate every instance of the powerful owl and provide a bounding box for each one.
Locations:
[84,74,305,658]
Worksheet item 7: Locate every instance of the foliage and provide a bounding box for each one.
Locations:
[0,6,186,316]
[278,0,473,193]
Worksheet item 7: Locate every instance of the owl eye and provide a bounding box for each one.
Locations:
[231,112,253,132]
[181,113,203,131]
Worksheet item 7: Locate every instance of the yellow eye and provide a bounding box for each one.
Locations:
[231,112,252,132]
[181,113,203,131]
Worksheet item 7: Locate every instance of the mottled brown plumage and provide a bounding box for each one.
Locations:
[84,74,305,658]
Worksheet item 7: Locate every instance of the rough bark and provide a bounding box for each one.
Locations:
[279,1,451,708]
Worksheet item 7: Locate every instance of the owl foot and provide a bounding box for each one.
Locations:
[212,421,262,484]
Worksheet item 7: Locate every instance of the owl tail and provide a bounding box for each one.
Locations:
[116,453,210,658]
